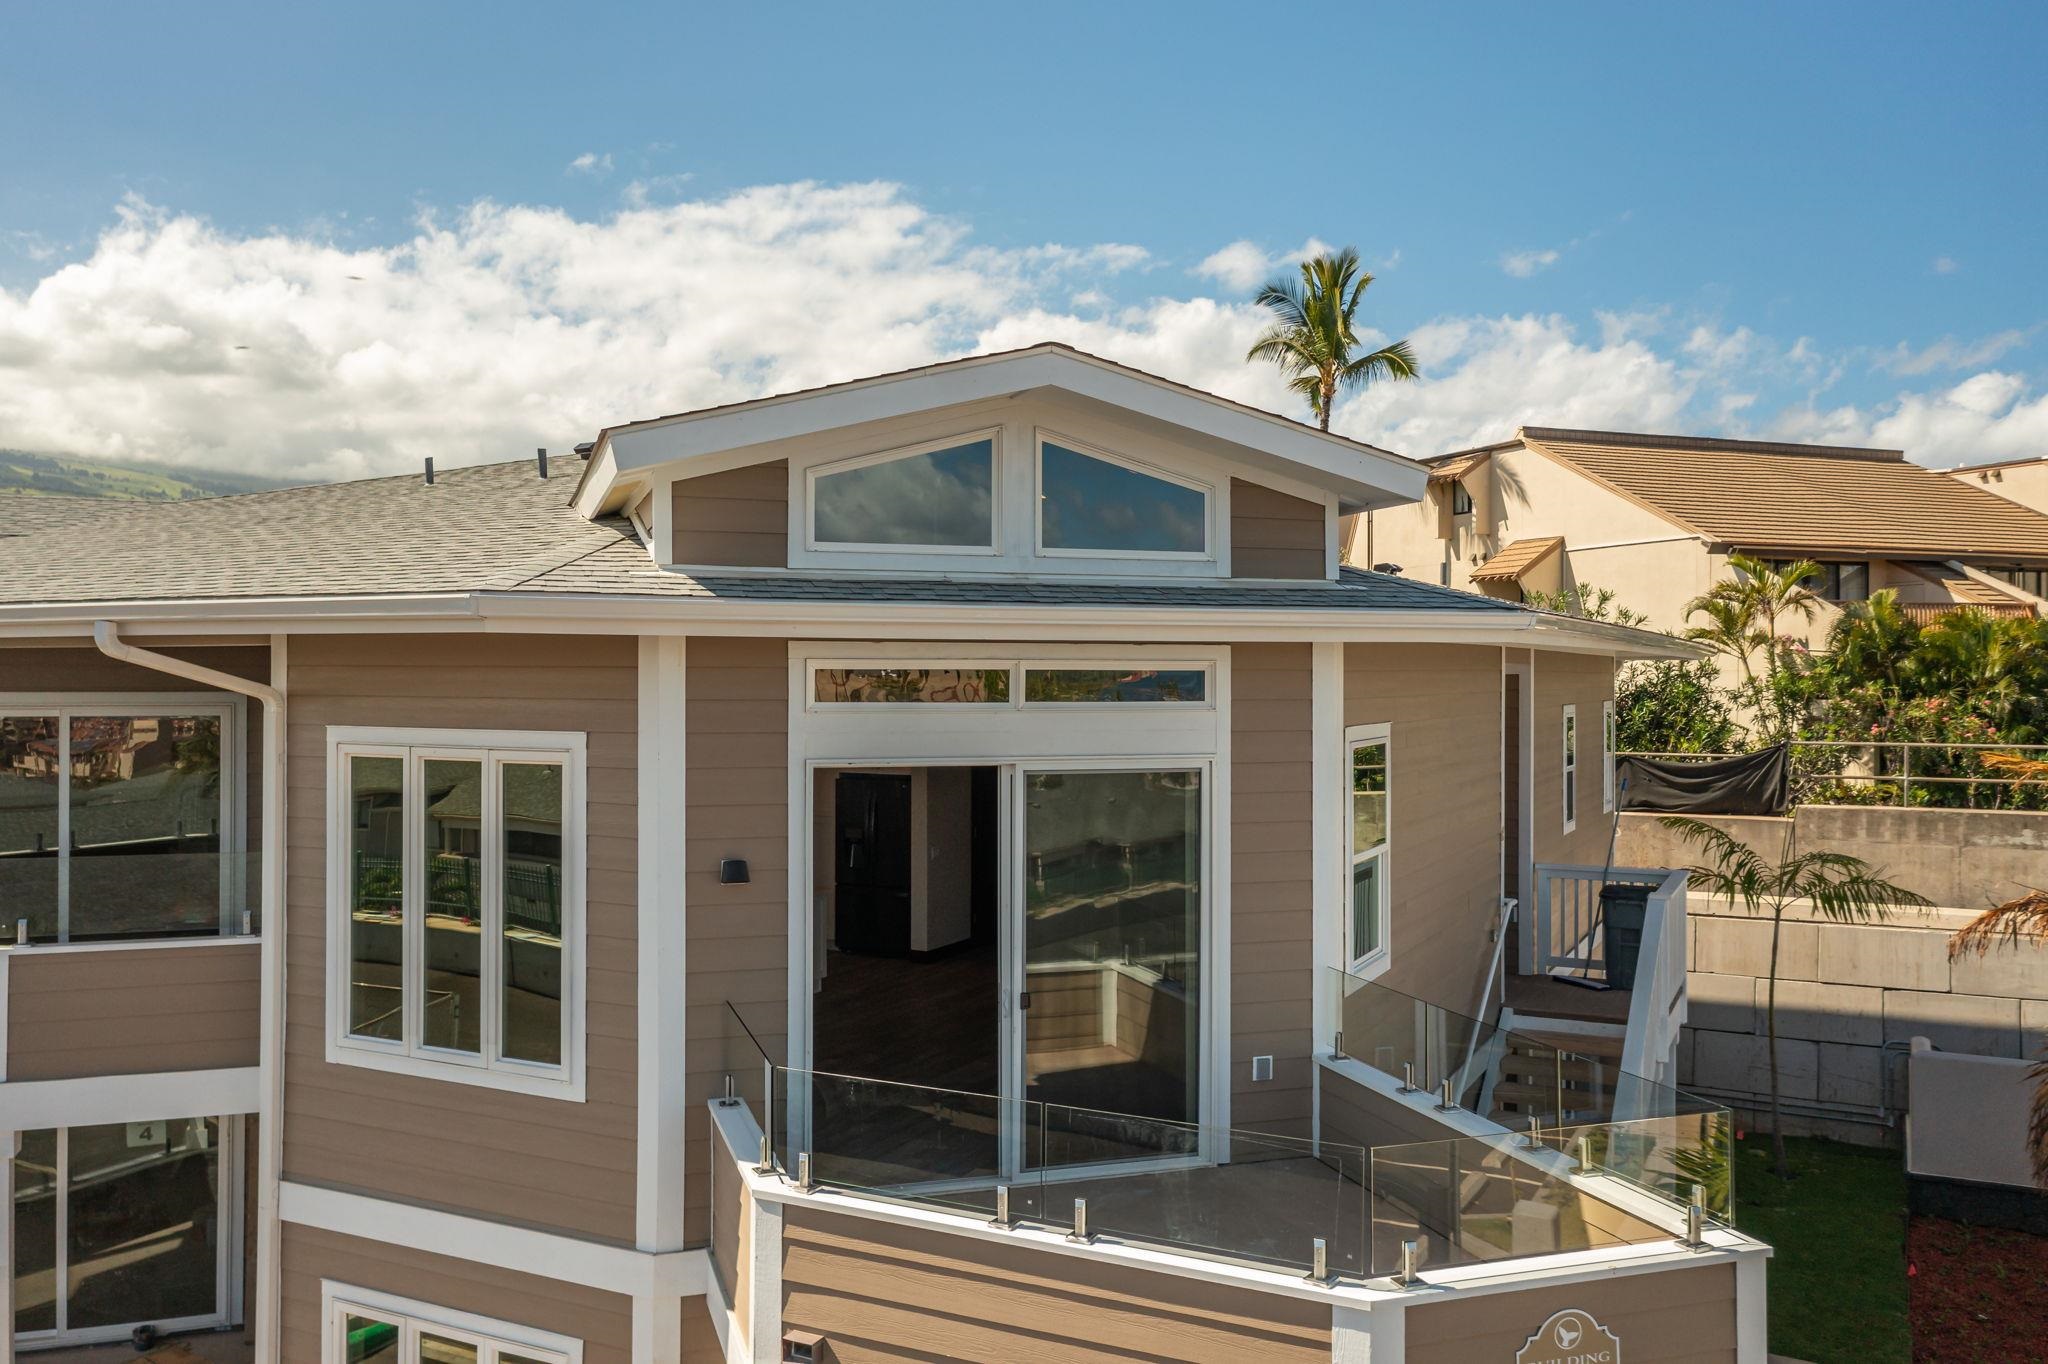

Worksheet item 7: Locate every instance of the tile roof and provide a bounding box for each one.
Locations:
[1517,428,2048,560]
[1471,537,1564,584]
[0,457,1522,616]
[1426,451,1487,485]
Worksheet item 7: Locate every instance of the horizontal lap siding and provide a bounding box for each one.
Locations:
[1405,1262,1736,1363]
[672,461,789,567]
[1344,644,1502,1013]
[1230,480,1327,580]
[283,634,638,1243]
[280,1223,635,1363]
[1533,651,1615,868]
[782,1207,1330,1363]
[6,941,259,1080]
[1233,644,1315,1136]
[685,637,788,1246]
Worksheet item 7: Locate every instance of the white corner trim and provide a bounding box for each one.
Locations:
[636,637,689,1253]
[281,1181,707,1300]
[1332,1300,1404,1362]
[0,1066,260,1130]
[1310,642,1343,1051]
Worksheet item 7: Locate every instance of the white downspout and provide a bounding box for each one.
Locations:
[93,621,285,1364]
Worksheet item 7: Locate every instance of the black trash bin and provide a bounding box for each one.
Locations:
[1599,882,1653,990]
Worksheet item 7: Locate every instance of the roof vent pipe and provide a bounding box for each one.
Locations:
[537,447,548,479]
[424,457,435,485]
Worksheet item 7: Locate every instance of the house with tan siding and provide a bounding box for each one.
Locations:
[0,345,1768,1363]
[1354,427,2048,646]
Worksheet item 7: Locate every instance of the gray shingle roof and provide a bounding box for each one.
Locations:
[0,456,1521,616]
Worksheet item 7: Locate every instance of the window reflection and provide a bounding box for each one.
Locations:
[813,438,994,548]
[67,714,224,940]
[420,1334,481,1364]
[0,716,60,943]
[348,755,406,1041]
[345,1314,402,1363]
[1040,442,1207,555]
[1023,669,1206,703]
[1024,769,1202,1167]
[1350,739,1388,963]
[65,1118,220,1329]
[501,761,564,1067]
[423,759,484,1055]
[813,668,1011,703]
[13,1128,57,1333]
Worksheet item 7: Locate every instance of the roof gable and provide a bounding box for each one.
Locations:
[580,343,1425,517]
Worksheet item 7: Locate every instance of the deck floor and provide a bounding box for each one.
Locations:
[1505,973,1633,1025]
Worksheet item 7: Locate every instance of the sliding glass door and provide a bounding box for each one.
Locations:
[1017,766,1205,1172]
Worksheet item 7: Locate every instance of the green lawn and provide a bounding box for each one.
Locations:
[1734,1133,1910,1364]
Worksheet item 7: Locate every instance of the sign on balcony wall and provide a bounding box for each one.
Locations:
[1516,1308,1620,1364]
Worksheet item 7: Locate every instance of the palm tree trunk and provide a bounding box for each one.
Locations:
[1768,903,1788,1179]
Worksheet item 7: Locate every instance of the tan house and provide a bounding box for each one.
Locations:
[1948,454,2048,599]
[1352,427,2048,643]
[0,347,1766,1363]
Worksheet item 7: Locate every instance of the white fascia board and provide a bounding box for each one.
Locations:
[0,592,1699,658]
[594,349,1426,513]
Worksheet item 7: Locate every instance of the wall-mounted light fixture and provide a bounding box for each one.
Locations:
[719,858,750,885]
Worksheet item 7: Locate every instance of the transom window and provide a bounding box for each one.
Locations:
[1346,725,1390,971]
[1038,436,1210,557]
[811,660,1213,708]
[809,433,996,551]
[0,698,242,943]
[329,728,584,1098]
[327,1290,576,1364]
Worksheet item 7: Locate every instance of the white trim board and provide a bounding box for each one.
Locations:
[0,1065,260,1129]
[280,1181,707,1300]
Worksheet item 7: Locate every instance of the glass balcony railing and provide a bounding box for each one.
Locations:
[719,998,1731,1282]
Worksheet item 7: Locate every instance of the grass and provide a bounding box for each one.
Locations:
[1734,1133,1909,1364]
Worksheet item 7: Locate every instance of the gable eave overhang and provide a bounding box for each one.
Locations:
[0,589,1698,660]
[574,345,1427,518]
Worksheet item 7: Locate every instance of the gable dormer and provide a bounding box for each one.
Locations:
[575,344,1424,582]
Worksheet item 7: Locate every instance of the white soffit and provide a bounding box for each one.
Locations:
[580,345,1426,516]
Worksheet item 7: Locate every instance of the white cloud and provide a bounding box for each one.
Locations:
[1500,248,1560,279]
[1877,329,2030,376]
[0,183,2038,482]
[1192,237,1334,294]
[1933,255,1959,275]
[567,152,613,176]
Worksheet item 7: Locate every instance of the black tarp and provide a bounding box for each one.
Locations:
[1616,744,1790,816]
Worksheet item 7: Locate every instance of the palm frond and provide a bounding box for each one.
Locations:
[1948,889,2048,959]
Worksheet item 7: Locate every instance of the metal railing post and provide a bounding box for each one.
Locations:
[1308,1237,1328,1284]
[1398,1238,1422,1286]
[757,1059,777,1173]
[1068,1198,1090,1242]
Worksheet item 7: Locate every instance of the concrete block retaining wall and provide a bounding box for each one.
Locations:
[1617,806,2048,1145]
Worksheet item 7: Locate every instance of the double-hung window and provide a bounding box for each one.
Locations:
[1562,705,1579,834]
[326,1287,578,1363]
[1345,725,1390,971]
[328,727,584,1098]
[1601,699,1616,814]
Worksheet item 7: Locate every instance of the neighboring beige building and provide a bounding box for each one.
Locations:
[1350,427,2048,649]
[0,348,1767,1363]
[1949,453,2048,598]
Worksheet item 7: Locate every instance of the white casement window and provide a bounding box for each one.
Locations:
[1037,431,1212,559]
[807,430,998,553]
[327,727,585,1099]
[324,1285,579,1364]
[0,696,245,944]
[1345,724,1391,972]
[1602,699,1616,814]
[1562,705,1579,835]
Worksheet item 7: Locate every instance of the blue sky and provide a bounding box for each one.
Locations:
[3,2,2044,480]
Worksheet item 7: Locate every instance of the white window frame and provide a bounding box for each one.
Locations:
[1034,427,1216,562]
[806,658,1218,713]
[1562,704,1579,835]
[1602,699,1616,814]
[323,1283,580,1364]
[325,726,587,1101]
[0,693,247,943]
[1345,723,1391,974]
[804,427,1002,556]
[13,1116,241,1349]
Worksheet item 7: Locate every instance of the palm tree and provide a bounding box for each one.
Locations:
[1948,889,2048,1187]
[1662,817,1931,1179]
[1683,593,1764,694]
[1684,555,1822,741]
[1827,589,1920,699]
[1245,247,1418,431]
